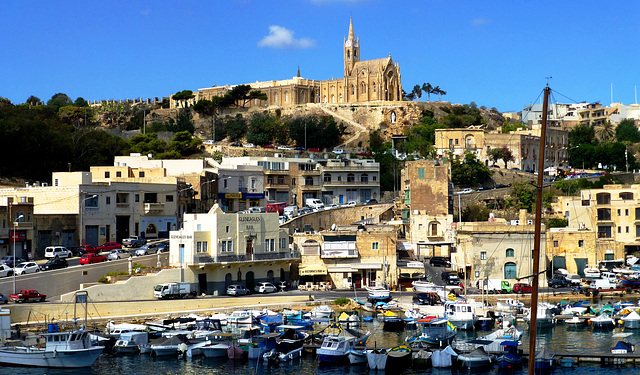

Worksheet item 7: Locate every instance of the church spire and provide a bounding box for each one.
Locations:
[348,17,355,42]
[297,65,300,77]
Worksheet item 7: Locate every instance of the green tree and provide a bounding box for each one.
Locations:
[193,97,228,141]
[74,97,89,107]
[502,121,526,133]
[615,119,640,143]
[597,120,615,143]
[26,95,41,106]
[461,204,491,222]
[412,85,422,101]
[226,85,268,108]
[547,218,568,228]
[224,114,248,141]
[421,83,432,101]
[164,131,202,158]
[487,147,514,167]
[126,133,167,156]
[47,93,72,112]
[432,86,446,101]
[172,90,195,108]
[451,152,492,187]
[568,123,596,147]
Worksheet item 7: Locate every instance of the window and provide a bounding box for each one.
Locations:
[277,176,285,185]
[139,171,145,178]
[228,241,232,252]
[225,226,229,233]
[620,192,633,200]
[84,195,98,207]
[618,226,622,233]
[281,238,287,249]
[104,172,110,178]
[265,239,270,252]
[455,139,459,145]
[618,209,621,216]
[636,207,640,220]
[504,262,517,279]
[196,242,202,253]
[598,225,612,238]
[202,241,208,253]
[626,209,629,216]
[596,193,611,205]
[418,168,425,179]
[54,178,59,186]
[506,248,515,257]
[579,240,584,247]
[553,241,558,247]
[116,171,122,178]
[481,251,487,260]
[361,174,368,182]
[221,241,227,252]
[197,224,201,231]
[605,253,614,261]
[270,239,275,251]
[305,177,314,186]
[166,195,173,202]
[135,194,139,202]
[347,173,355,182]
[106,196,111,205]
[627,226,630,233]
[597,208,611,220]
[636,225,640,237]
[144,193,158,203]
[372,242,379,250]
[224,179,228,189]
[324,174,332,182]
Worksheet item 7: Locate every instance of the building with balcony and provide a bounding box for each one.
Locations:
[293,224,397,289]
[168,205,292,295]
[216,165,266,212]
[0,196,36,260]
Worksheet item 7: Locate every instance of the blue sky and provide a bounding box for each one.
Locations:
[2,0,640,112]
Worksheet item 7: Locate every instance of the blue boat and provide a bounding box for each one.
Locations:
[259,314,284,333]
[496,340,522,370]
[406,318,456,349]
[534,348,555,374]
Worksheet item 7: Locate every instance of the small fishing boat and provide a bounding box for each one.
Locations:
[386,345,412,370]
[583,264,600,279]
[366,286,392,303]
[411,349,432,369]
[366,348,387,370]
[457,347,492,369]
[406,318,456,348]
[534,348,555,374]
[381,311,404,331]
[496,298,525,313]
[106,321,148,338]
[337,311,360,327]
[619,274,640,289]
[317,335,356,364]
[113,331,148,354]
[590,314,616,330]
[259,313,284,333]
[348,348,367,365]
[201,333,235,358]
[525,303,556,329]
[622,310,640,329]
[496,340,522,370]
[475,316,494,331]
[444,300,477,330]
[227,344,246,360]
[310,305,334,319]
[150,335,190,357]
[227,310,254,325]
[282,308,303,322]
[565,314,587,328]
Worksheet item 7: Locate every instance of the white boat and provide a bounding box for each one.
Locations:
[458,347,492,369]
[161,318,222,339]
[150,335,191,357]
[583,265,601,279]
[114,331,148,354]
[201,333,235,358]
[106,321,148,338]
[561,306,588,316]
[412,281,461,301]
[0,330,104,368]
[348,348,367,365]
[591,314,615,329]
[444,301,477,330]
[524,303,556,328]
[310,305,335,319]
[209,313,228,326]
[474,325,522,353]
[317,335,357,364]
[565,315,587,328]
[496,299,525,312]
[622,311,640,329]
[228,310,254,325]
[366,348,388,370]
[366,286,391,302]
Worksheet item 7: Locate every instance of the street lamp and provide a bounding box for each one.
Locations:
[79,194,97,245]
[12,214,24,295]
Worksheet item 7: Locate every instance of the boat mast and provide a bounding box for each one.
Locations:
[528,85,550,375]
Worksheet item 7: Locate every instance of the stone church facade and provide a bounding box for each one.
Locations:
[187,19,402,109]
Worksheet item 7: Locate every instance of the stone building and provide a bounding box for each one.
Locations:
[182,18,402,109]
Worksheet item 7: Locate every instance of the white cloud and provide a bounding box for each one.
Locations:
[258,25,315,50]
[472,17,490,26]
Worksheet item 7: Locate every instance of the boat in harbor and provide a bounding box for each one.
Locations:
[337,310,360,327]
[525,303,556,329]
[534,348,555,374]
[411,349,432,369]
[366,286,392,303]
[622,311,640,329]
[366,348,387,370]
[348,348,367,365]
[310,305,334,319]
[590,314,616,330]
[380,310,404,331]
[565,314,587,328]
[443,300,477,330]
[227,344,246,360]
[106,321,148,338]
[406,318,456,348]
[316,323,371,364]
[386,345,412,370]
[227,310,255,325]
[411,281,461,301]
[620,274,640,289]
[457,347,493,370]
[0,329,104,368]
[113,331,148,354]
[201,333,235,358]
[496,340,522,370]
[583,265,601,279]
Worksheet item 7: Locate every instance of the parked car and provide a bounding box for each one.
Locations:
[294,146,305,151]
[67,246,86,257]
[97,242,122,252]
[513,283,533,294]
[78,244,98,253]
[156,242,169,253]
[79,253,107,264]
[230,142,242,147]
[136,243,159,256]
[0,264,14,277]
[308,147,320,152]
[122,236,146,248]
[1,256,25,268]
[226,284,250,296]
[548,275,571,288]
[333,149,345,154]
[263,144,276,149]
[566,274,582,286]
[325,204,340,209]
[14,262,40,275]
[40,258,68,271]
[203,139,215,145]
[44,246,72,259]
[341,201,357,207]
[441,271,460,286]
[365,198,378,205]
[413,292,440,306]
[0,293,7,304]
[243,143,255,148]
[107,249,130,260]
[456,188,474,194]
[254,282,277,294]
[429,256,451,268]
[277,145,291,150]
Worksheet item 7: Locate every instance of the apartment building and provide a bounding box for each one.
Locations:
[169,205,292,295]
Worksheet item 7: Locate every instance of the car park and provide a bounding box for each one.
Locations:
[107,249,130,260]
[513,283,533,294]
[254,282,277,294]
[40,258,68,271]
[44,246,72,259]
[79,253,107,264]
[14,262,40,275]
[0,265,14,277]
[226,284,250,296]
[429,256,451,268]
[136,243,159,256]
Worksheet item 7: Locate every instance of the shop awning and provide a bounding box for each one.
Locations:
[327,266,354,273]
[299,265,327,276]
[353,263,382,270]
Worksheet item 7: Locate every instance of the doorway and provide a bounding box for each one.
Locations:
[198,273,208,295]
[246,271,255,291]
[246,239,253,260]
[352,273,362,288]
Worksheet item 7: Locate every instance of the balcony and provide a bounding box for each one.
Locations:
[193,251,293,264]
[300,184,321,191]
[13,221,33,230]
[321,249,359,258]
[299,169,321,176]
[323,180,379,186]
[144,202,165,214]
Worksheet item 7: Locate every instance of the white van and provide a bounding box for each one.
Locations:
[589,278,617,290]
[248,207,266,213]
[283,205,298,219]
[600,271,617,284]
[44,246,72,259]
[305,198,324,209]
[566,274,582,286]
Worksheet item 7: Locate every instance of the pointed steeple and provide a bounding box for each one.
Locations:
[348,17,355,42]
[297,66,300,77]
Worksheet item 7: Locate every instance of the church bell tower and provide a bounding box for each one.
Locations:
[344,17,359,76]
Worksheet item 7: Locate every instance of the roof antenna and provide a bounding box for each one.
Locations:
[545,76,552,86]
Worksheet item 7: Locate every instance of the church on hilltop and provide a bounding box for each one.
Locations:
[187,18,402,109]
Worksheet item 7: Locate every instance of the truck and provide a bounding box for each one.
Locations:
[305,198,324,209]
[283,205,298,219]
[266,202,288,214]
[10,289,46,303]
[154,282,197,299]
[122,236,147,248]
[482,279,511,294]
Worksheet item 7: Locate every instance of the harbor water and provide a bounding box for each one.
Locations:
[10,313,640,375]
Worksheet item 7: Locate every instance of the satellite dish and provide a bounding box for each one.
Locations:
[331,224,337,231]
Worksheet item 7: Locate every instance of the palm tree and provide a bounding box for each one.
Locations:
[597,121,615,143]
[433,86,447,101]
[412,85,422,101]
[422,83,433,101]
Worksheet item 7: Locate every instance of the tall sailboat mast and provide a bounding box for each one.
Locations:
[528,85,550,374]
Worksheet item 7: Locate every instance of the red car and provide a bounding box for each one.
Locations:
[513,283,532,294]
[79,244,98,254]
[263,144,276,149]
[97,242,122,252]
[79,253,107,265]
[308,148,320,152]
